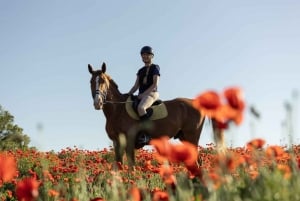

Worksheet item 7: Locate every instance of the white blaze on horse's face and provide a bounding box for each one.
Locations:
[94,75,103,110]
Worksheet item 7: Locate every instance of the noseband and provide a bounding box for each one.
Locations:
[94,75,108,105]
[95,89,107,104]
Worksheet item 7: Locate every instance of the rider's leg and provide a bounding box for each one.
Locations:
[136,92,158,147]
[137,92,159,119]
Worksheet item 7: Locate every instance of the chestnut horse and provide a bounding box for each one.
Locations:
[88,62,224,166]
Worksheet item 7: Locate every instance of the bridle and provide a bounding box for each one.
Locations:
[93,75,107,109]
[94,88,107,104]
[93,75,131,108]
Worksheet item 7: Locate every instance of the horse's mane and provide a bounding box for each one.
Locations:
[103,73,119,90]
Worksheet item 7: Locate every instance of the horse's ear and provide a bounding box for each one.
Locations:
[88,64,94,74]
[101,62,106,73]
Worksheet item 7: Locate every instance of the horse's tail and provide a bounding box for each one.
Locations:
[210,118,226,153]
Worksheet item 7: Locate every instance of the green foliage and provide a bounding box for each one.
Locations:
[0,105,30,150]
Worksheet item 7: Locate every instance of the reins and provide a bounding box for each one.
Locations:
[94,74,134,105]
[104,100,134,104]
[97,89,134,104]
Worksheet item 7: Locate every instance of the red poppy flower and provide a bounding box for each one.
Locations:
[246,139,266,150]
[224,87,245,111]
[151,137,198,167]
[16,177,40,201]
[213,105,233,124]
[248,170,259,180]
[129,186,141,201]
[0,153,17,184]
[150,137,171,163]
[214,152,245,173]
[48,189,59,197]
[90,197,105,201]
[223,87,245,125]
[152,190,169,201]
[277,164,291,179]
[214,119,229,129]
[216,104,243,125]
[186,164,203,179]
[193,90,222,117]
[169,141,198,167]
[266,145,285,158]
[193,87,246,126]
[297,157,300,169]
[208,171,222,189]
[159,164,176,186]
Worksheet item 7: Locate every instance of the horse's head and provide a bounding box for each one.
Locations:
[88,62,109,110]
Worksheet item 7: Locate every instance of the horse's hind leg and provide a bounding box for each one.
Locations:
[180,117,205,146]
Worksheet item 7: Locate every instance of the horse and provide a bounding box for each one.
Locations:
[88,62,225,166]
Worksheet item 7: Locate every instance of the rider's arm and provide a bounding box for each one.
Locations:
[128,75,139,95]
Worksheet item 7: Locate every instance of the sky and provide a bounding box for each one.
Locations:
[0,0,299,152]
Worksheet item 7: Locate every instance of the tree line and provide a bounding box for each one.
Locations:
[0,105,31,150]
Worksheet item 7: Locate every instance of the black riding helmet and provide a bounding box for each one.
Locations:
[140,46,154,55]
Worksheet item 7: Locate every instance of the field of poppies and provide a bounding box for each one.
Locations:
[1,87,299,201]
[1,140,300,201]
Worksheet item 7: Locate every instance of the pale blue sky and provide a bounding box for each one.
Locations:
[1,0,299,151]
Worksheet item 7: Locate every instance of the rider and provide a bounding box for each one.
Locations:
[128,46,160,120]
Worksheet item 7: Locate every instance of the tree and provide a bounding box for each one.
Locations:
[0,105,30,150]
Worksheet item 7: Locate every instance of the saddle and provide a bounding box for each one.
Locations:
[125,95,168,120]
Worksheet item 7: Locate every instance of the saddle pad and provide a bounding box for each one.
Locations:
[125,97,168,120]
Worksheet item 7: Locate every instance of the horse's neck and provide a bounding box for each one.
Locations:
[103,80,125,118]
[106,80,124,102]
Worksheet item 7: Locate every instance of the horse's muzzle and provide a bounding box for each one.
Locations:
[94,103,102,110]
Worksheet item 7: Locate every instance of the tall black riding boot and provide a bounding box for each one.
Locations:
[139,108,153,121]
[136,109,153,148]
[140,114,148,121]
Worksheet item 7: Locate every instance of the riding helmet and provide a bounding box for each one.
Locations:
[140,46,154,55]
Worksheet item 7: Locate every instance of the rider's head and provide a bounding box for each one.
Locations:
[140,46,154,56]
[140,46,154,65]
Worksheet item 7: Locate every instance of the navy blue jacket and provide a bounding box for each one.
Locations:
[137,64,160,94]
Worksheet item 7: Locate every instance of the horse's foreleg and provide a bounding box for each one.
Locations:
[125,133,136,167]
[125,144,135,167]
[113,139,123,164]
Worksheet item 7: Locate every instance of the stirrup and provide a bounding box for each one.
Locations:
[138,134,151,145]
[135,133,151,149]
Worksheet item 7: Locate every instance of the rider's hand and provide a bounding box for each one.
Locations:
[138,93,144,99]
